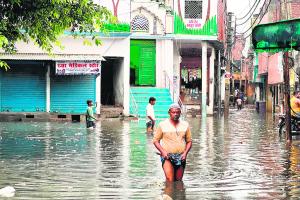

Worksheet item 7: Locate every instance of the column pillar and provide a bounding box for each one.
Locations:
[201,42,207,116]
[96,74,101,114]
[207,48,215,115]
[46,63,50,112]
[123,38,130,116]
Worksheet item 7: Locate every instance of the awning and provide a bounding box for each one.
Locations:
[0,53,105,61]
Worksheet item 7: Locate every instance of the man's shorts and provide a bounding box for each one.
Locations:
[161,153,186,169]
[86,121,96,128]
[146,121,153,128]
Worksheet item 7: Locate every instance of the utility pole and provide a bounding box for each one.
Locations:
[281,0,292,142]
[284,53,292,142]
[224,12,234,117]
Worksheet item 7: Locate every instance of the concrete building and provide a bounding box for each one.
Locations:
[0,0,228,121]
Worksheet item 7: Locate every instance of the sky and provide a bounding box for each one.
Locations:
[227,0,265,55]
[227,0,264,33]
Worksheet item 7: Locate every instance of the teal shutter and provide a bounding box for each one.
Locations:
[50,75,96,114]
[0,65,46,112]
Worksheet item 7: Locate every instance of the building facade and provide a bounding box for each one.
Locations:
[0,0,227,119]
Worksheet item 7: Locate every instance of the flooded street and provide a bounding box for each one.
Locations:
[1,109,300,199]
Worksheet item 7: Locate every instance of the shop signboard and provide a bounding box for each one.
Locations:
[55,61,101,75]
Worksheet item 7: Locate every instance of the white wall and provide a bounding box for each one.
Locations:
[221,75,225,102]
[173,43,181,103]
[131,1,166,35]
[113,59,124,106]
[156,39,174,89]
[207,47,215,115]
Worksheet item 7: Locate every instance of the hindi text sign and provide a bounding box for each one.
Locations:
[56,61,101,75]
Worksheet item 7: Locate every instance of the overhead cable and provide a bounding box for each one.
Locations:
[239,0,272,40]
[237,0,271,35]
[236,0,261,26]
[236,0,260,20]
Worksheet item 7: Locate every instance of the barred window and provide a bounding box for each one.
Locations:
[131,15,149,32]
[185,0,202,19]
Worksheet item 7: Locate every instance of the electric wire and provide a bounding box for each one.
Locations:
[236,0,261,26]
[236,0,260,20]
[237,0,271,35]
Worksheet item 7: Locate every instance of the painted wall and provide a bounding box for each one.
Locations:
[156,40,174,89]
[267,53,283,85]
[217,0,226,42]
[173,45,181,103]
[258,53,268,75]
[232,35,245,61]
[131,1,167,35]
[173,0,218,35]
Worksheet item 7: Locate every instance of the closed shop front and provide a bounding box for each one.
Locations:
[50,61,99,114]
[0,63,46,112]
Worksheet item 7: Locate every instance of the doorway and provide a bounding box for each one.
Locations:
[101,57,124,106]
[130,39,156,86]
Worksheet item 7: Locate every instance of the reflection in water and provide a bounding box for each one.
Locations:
[1,110,300,199]
[162,181,186,200]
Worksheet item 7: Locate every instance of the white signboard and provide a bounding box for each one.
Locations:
[56,61,101,75]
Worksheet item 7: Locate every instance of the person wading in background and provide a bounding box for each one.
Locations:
[86,100,97,129]
[146,97,156,133]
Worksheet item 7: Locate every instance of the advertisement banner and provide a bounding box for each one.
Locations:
[55,61,101,75]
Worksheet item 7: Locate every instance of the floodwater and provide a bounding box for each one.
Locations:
[1,109,300,199]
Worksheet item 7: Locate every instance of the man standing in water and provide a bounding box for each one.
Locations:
[86,100,97,129]
[153,103,192,182]
[146,97,156,133]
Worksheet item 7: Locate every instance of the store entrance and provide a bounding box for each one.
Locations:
[180,67,202,105]
[101,57,123,106]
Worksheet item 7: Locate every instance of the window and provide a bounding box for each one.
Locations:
[185,0,202,19]
[131,15,149,32]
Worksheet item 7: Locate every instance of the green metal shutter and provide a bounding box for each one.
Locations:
[50,75,96,114]
[0,65,46,112]
[130,40,156,86]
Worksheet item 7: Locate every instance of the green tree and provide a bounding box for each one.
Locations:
[0,0,112,70]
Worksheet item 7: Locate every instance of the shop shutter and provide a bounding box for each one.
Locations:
[50,75,96,114]
[0,65,46,112]
[130,40,156,86]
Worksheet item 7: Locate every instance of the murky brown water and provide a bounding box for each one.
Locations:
[1,109,300,199]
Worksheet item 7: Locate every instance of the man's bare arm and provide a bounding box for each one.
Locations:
[181,141,192,160]
[153,141,169,159]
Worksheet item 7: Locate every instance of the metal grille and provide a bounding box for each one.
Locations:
[185,0,202,19]
[131,15,149,32]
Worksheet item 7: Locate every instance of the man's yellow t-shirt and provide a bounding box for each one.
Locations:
[153,119,192,154]
[291,96,300,116]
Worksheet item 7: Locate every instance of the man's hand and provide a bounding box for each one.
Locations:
[180,152,187,161]
[152,120,156,126]
[161,150,169,160]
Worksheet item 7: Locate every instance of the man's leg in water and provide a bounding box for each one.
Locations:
[175,166,185,181]
[162,160,175,182]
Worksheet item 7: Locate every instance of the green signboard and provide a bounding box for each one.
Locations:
[252,19,300,52]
